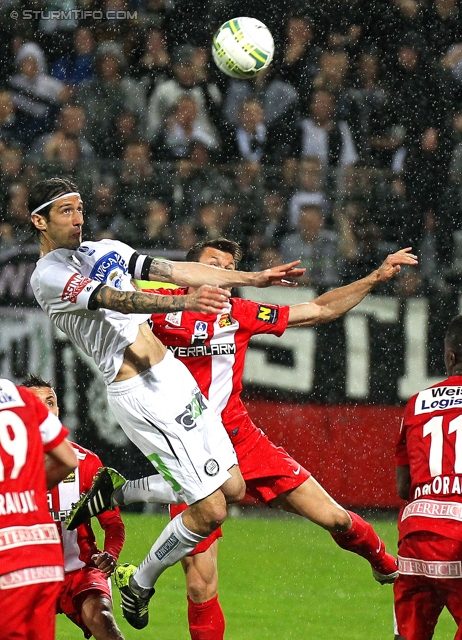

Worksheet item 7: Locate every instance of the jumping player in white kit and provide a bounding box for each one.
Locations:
[28,176,305,630]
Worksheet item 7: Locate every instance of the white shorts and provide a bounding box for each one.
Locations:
[107,350,237,505]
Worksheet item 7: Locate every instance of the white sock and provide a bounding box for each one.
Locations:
[133,514,207,589]
[114,475,183,506]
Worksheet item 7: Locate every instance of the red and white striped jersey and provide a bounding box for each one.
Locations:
[0,380,68,576]
[150,290,289,446]
[396,375,462,541]
[47,442,125,573]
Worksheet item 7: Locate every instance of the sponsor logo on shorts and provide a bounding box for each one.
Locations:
[256,305,278,324]
[175,392,207,431]
[398,556,462,578]
[62,274,93,303]
[155,534,180,560]
[204,459,219,476]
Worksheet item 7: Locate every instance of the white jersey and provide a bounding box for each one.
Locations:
[31,239,151,384]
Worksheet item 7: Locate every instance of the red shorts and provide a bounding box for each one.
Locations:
[57,567,112,638]
[0,570,62,640]
[234,426,310,503]
[394,532,462,640]
[170,423,310,554]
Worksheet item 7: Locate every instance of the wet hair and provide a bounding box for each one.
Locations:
[21,373,53,389]
[445,316,462,357]
[186,237,242,264]
[28,177,79,235]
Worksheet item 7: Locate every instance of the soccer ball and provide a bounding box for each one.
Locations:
[212,17,274,80]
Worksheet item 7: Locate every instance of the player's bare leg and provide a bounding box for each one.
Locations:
[269,477,398,583]
[181,541,224,640]
[81,595,125,640]
[269,476,351,530]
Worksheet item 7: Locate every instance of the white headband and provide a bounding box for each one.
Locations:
[31,192,81,216]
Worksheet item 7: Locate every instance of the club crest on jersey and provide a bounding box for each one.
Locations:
[90,251,127,289]
[204,459,220,476]
[256,305,278,324]
[165,312,182,327]
[218,313,232,328]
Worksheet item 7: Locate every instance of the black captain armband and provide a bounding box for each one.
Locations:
[128,252,153,281]
[88,283,104,310]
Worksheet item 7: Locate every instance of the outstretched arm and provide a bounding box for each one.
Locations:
[147,257,306,288]
[287,248,418,327]
[92,283,232,315]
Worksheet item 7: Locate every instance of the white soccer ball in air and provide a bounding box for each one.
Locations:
[212,17,275,80]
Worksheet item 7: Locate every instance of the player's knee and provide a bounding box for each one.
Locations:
[221,473,246,504]
[325,507,352,533]
[332,508,352,533]
[82,596,117,633]
[227,478,245,503]
[187,575,218,603]
[206,503,227,529]
[197,494,228,530]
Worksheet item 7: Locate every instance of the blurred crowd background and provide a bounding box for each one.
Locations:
[2,0,462,294]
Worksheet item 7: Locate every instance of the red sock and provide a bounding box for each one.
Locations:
[330,510,397,575]
[188,595,225,640]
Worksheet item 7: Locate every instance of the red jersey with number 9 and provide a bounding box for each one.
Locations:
[396,375,462,542]
[0,380,68,576]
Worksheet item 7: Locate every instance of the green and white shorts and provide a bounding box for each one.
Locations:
[107,350,237,505]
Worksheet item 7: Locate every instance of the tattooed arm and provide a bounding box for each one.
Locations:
[147,257,306,288]
[92,283,231,315]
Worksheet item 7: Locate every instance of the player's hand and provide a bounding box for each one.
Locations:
[185,284,231,313]
[376,248,418,282]
[92,552,117,576]
[251,260,306,288]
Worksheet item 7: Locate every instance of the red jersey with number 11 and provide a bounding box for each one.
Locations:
[396,375,462,542]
